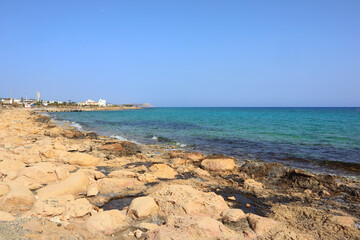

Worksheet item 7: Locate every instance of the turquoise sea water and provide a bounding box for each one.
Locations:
[51,107,360,176]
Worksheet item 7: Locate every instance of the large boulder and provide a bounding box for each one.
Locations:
[101,141,141,157]
[61,129,85,139]
[151,185,229,219]
[221,208,246,222]
[149,164,178,179]
[97,178,142,195]
[66,153,99,166]
[36,171,89,198]
[85,210,127,235]
[241,161,288,179]
[168,151,204,162]
[127,196,159,218]
[201,158,236,172]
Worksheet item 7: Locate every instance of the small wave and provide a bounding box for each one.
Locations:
[152,136,158,140]
[110,135,139,144]
[70,121,83,130]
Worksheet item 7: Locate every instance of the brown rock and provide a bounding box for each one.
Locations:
[151,184,229,219]
[85,209,127,235]
[192,168,210,177]
[36,171,89,198]
[61,129,85,139]
[149,164,178,179]
[32,195,73,216]
[101,141,141,156]
[168,151,204,162]
[201,158,236,172]
[128,196,159,218]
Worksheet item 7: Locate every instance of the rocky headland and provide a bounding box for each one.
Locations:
[0,109,359,239]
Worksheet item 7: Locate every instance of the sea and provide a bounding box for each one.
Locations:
[50,107,360,178]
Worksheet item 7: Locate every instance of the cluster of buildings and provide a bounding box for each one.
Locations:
[1,91,108,108]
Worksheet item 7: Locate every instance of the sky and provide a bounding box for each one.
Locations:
[0,1,359,107]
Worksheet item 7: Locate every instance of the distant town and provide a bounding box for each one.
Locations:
[0,91,152,109]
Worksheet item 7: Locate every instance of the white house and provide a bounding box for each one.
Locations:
[98,99,106,107]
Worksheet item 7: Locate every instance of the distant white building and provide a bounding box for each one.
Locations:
[98,99,106,107]
[79,99,98,106]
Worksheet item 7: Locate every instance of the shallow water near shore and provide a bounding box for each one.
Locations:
[50,107,360,177]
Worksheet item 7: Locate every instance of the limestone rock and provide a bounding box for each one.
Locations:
[66,153,99,166]
[168,151,204,162]
[128,196,159,218]
[36,171,89,198]
[0,211,16,221]
[201,158,236,172]
[97,178,141,195]
[18,162,59,184]
[247,213,278,236]
[151,184,229,219]
[0,160,25,175]
[108,170,137,178]
[85,209,127,235]
[65,198,93,218]
[87,183,99,196]
[149,164,178,179]
[101,141,141,157]
[221,208,246,222]
[32,195,74,217]
[147,216,239,240]
[0,183,10,197]
[1,185,35,211]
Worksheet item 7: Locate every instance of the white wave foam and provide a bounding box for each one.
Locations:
[110,135,140,144]
[70,121,83,130]
[176,142,187,148]
[152,136,158,140]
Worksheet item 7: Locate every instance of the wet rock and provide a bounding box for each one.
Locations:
[86,132,98,139]
[151,184,229,219]
[101,141,141,157]
[97,178,142,195]
[36,171,89,198]
[0,211,16,221]
[128,196,159,218]
[201,158,236,172]
[66,153,99,166]
[149,164,178,179]
[85,209,127,235]
[241,161,288,178]
[221,208,246,222]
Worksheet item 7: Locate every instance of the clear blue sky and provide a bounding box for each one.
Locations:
[1,1,359,107]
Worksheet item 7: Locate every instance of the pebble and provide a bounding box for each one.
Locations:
[227,196,236,201]
[246,203,251,208]
[134,229,143,238]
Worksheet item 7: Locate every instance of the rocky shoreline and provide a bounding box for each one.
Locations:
[0,109,359,239]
